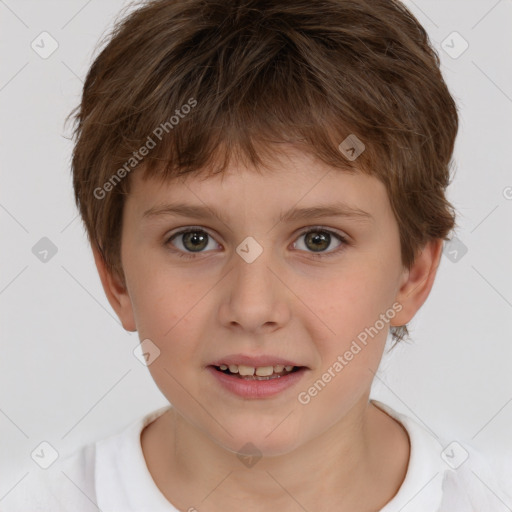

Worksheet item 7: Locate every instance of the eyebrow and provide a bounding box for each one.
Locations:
[142,201,373,225]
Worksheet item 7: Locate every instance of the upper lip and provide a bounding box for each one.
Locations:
[209,354,306,368]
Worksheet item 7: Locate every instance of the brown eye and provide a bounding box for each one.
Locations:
[181,230,209,251]
[293,228,347,257]
[304,231,331,252]
[167,228,218,255]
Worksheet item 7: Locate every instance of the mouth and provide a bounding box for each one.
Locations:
[209,363,303,381]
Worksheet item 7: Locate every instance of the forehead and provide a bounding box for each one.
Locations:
[125,146,390,225]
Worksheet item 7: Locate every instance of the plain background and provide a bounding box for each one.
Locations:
[1,0,511,501]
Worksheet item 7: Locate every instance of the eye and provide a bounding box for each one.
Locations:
[166,227,220,258]
[293,227,348,258]
[165,226,349,260]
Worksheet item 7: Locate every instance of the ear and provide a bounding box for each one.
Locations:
[92,246,137,332]
[391,238,444,327]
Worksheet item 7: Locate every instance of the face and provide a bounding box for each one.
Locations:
[98,145,439,457]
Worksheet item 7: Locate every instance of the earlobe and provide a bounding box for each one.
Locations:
[391,239,444,327]
[92,246,137,332]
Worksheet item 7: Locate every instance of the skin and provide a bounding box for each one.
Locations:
[94,144,443,512]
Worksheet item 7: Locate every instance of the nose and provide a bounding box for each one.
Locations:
[218,244,291,334]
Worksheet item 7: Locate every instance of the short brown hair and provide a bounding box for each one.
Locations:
[67,0,459,344]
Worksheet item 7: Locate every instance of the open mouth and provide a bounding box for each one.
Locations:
[210,364,303,381]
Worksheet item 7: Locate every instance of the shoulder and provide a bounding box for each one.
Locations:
[437,444,512,511]
[1,443,98,512]
[372,400,512,512]
[1,406,174,512]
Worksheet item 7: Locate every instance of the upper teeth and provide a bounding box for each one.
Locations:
[219,364,294,376]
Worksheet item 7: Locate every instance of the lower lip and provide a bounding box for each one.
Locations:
[206,366,308,399]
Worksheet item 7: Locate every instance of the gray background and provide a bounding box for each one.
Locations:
[1,0,511,501]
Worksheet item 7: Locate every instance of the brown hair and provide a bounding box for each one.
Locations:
[67,0,459,344]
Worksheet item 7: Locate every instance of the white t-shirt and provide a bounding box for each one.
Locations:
[2,400,510,512]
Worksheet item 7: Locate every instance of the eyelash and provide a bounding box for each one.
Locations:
[165,226,349,260]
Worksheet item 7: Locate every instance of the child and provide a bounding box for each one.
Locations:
[4,0,510,510]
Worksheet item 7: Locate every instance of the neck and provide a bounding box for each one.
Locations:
[142,397,409,511]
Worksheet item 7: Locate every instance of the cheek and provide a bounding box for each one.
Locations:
[133,283,192,340]
[300,261,398,373]
[123,250,186,337]
[309,262,396,330]
[126,264,210,364]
